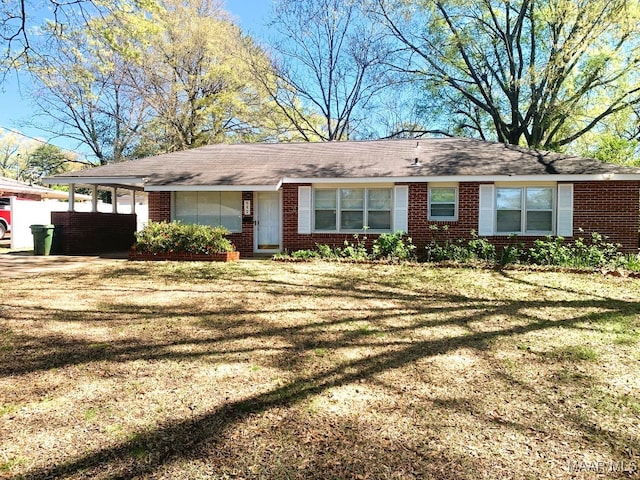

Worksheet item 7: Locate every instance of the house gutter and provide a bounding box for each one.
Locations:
[282,173,640,183]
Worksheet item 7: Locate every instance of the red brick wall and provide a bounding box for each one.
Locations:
[148,192,171,222]
[148,182,639,257]
[281,181,640,254]
[51,211,137,254]
[572,181,640,252]
[231,191,254,257]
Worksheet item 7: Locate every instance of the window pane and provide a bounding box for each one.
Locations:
[340,189,364,209]
[496,188,522,210]
[220,192,242,232]
[315,190,336,209]
[175,192,198,222]
[220,192,241,216]
[341,210,364,230]
[368,189,392,210]
[430,187,456,203]
[527,211,552,231]
[431,204,455,217]
[368,211,391,230]
[315,210,336,230]
[526,188,553,209]
[497,210,521,232]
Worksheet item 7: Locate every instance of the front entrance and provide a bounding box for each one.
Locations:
[255,192,281,253]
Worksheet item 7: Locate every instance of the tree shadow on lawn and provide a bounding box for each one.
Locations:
[5,269,640,479]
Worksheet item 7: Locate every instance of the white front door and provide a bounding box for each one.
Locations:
[255,192,281,252]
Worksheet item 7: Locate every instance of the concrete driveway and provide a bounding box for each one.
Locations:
[1,251,128,277]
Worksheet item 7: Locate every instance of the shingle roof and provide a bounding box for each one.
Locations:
[0,176,89,199]
[47,137,640,188]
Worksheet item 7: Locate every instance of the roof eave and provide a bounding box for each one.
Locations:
[283,173,640,183]
[43,175,147,191]
[144,183,282,192]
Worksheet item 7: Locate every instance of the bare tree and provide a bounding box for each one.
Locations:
[28,24,149,165]
[374,0,640,151]
[257,0,396,141]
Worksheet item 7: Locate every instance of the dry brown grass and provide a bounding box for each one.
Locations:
[1,260,639,479]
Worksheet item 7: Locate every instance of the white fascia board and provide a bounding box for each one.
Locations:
[43,176,146,186]
[282,173,640,183]
[144,184,281,192]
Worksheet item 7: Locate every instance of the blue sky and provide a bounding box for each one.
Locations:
[0,0,274,155]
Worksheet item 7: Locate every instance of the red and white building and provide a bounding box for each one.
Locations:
[46,138,640,256]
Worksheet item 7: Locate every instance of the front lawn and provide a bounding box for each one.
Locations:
[1,261,639,479]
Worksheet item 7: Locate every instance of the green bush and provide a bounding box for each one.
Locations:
[425,230,497,264]
[499,235,524,266]
[133,221,234,254]
[466,231,496,261]
[527,236,572,265]
[291,249,320,259]
[315,243,339,259]
[526,232,622,268]
[618,253,640,272]
[372,232,416,261]
[337,233,369,260]
[425,239,473,263]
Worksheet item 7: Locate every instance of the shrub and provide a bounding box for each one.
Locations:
[316,243,338,259]
[499,235,524,266]
[619,253,640,272]
[572,232,621,267]
[425,230,496,264]
[425,239,473,263]
[527,236,572,266]
[291,249,320,259]
[337,234,369,260]
[372,232,416,261]
[133,221,234,254]
[526,232,622,268]
[467,230,496,261]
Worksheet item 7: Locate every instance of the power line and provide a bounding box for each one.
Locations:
[0,124,83,157]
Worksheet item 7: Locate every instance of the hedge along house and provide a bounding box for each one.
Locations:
[45,137,640,256]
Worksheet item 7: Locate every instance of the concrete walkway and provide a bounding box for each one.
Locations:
[2,251,128,277]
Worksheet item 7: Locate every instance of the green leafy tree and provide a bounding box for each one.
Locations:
[110,0,291,153]
[374,0,640,151]
[0,130,80,183]
[26,0,291,161]
[22,143,73,184]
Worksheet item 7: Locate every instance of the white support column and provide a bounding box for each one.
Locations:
[131,190,136,215]
[92,185,98,212]
[112,187,118,214]
[68,184,75,211]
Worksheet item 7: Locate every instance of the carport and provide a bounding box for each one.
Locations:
[42,175,146,255]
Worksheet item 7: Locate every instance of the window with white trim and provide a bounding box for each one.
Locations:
[174,191,242,232]
[429,186,458,220]
[496,186,554,234]
[313,188,392,232]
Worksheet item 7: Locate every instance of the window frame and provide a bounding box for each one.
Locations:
[428,184,459,221]
[312,186,393,233]
[494,184,556,235]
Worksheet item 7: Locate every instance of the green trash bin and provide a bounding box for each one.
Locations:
[30,224,55,256]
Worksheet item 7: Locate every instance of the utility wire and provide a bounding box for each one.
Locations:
[0,123,82,157]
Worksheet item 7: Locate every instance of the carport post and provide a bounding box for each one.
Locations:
[131,190,136,215]
[68,184,75,211]
[112,187,117,213]
[91,185,98,212]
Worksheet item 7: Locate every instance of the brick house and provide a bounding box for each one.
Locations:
[46,137,640,256]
